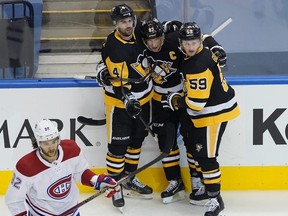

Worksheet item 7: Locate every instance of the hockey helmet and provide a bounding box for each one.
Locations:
[141,18,164,40]
[111,4,135,24]
[179,22,201,40]
[34,119,59,144]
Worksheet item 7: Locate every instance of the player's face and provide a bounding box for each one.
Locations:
[39,137,59,160]
[145,36,164,52]
[116,17,134,37]
[181,39,201,57]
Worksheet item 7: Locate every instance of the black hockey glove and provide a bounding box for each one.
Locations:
[161,92,181,111]
[162,20,182,34]
[123,92,142,118]
[210,45,227,68]
[96,60,112,86]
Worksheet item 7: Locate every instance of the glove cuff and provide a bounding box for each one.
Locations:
[123,92,137,105]
[90,175,98,186]
[170,92,181,110]
[210,45,223,51]
[202,34,211,41]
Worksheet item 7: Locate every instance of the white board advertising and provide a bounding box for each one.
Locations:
[1,84,288,170]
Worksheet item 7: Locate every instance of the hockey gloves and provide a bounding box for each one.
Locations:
[210,45,227,67]
[96,60,112,86]
[162,20,182,34]
[94,174,120,198]
[123,92,142,118]
[161,92,181,111]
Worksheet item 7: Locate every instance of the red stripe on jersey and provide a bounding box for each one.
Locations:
[81,169,96,186]
[15,211,27,216]
[60,140,81,162]
[16,150,49,177]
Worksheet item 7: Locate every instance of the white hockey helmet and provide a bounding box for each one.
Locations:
[34,119,59,144]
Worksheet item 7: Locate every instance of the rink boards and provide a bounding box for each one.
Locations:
[1,76,288,194]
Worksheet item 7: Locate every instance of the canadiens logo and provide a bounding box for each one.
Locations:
[47,174,72,200]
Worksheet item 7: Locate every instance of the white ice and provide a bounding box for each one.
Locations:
[1,191,288,215]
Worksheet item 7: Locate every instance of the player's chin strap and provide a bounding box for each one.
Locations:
[58,122,175,216]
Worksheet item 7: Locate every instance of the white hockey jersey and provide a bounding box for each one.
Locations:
[5,140,96,216]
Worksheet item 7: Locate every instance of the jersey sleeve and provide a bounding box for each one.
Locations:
[72,147,95,186]
[184,68,213,111]
[203,34,220,49]
[5,168,30,215]
[101,33,130,87]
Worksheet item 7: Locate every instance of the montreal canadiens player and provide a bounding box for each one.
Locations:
[5,119,119,216]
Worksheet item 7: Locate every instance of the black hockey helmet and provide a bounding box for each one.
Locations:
[141,18,164,40]
[179,22,201,40]
[110,4,135,23]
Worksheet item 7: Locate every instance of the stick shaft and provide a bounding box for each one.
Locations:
[210,18,232,37]
[58,123,174,216]
[139,115,155,137]
[58,153,167,216]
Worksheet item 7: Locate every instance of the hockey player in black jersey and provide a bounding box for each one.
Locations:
[162,20,227,68]
[96,4,154,211]
[140,18,185,204]
[162,22,240,216]
[141,18,228,205]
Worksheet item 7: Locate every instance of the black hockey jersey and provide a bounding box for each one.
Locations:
[180,45,240,127]
[144,31,224,102]
[146,31,184,102]
[101,23,153,108]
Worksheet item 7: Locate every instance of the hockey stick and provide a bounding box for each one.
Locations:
[77,115,153,130]
[210,17,232,37]
[139,115,155,137]
[77,60,152,126]
[83,71,151,84]
[77,116,106,126]
[110,74,151,84]
[58,123,175,216]
[118,62,156,138]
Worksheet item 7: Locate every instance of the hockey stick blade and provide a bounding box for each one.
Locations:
[58,123,175,216]
[77,116,106,126]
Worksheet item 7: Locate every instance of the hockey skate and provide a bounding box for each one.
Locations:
[189,178,209,206]
[122,176,153,199]
[161,179,185,204]
[112,185,125,213]
[204,195,225,216]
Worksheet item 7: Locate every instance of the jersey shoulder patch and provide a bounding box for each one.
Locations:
[61,140,81,162]
[16,150,49,177]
